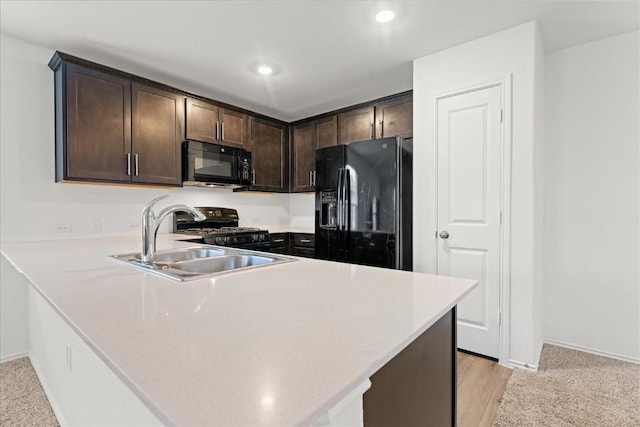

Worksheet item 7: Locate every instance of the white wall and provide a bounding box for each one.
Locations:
[0,34,314,359]
[413,22,545,368]
[544,31,640,362]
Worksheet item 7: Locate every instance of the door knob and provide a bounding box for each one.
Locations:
[439,230,449,239]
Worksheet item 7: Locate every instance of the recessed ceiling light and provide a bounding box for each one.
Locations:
[257,65,273,76]
[250,62,281,76]
[375,10,395,23]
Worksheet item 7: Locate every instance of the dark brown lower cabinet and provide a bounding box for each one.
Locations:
[269,233,290,255]
[291,233,315,257]
[364,308,456,427]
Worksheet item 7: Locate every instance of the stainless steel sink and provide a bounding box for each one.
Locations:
[110,245,296,281]
[139,247,226,263]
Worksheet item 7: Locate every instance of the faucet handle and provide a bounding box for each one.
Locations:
[142,195,169,217]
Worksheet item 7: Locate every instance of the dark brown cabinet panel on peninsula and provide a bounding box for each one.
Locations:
[61,64,132,182]
[185,98,247,148]
[249,117,288,192]
[131,84,184,185]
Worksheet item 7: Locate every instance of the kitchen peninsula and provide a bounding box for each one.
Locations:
[1,235,476,426]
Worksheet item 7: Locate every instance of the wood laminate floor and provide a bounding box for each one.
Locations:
[457,351,513,427]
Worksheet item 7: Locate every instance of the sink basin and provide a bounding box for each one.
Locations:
[138,247,226,263]
[110,245,296,281]
[172,254,277,274]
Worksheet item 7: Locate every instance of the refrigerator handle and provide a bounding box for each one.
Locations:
[343,168,350,231]
[337,168,344,231]
[395,137,402,270]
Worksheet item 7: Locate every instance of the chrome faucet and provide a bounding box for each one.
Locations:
[140,195,206,264]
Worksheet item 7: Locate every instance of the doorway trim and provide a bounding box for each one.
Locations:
[432,75,513,366]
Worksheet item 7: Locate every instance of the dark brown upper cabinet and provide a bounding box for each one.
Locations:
[337,94,412,145]
[249,117,288,192]
[51,56,184,186]
[315,115,338,149]
[60,63,132,183]
[292,122,315,192]
[290,115,337,192]
[132,84,184,185]
[375,97,413,139]
[185,98,247,148]
[338,107,375,144]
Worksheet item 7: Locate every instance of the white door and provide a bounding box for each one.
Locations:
[436,85,502,359]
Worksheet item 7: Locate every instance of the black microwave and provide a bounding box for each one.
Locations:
[182,140,252,189]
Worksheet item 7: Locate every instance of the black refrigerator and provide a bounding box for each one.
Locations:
[315,136,412,270]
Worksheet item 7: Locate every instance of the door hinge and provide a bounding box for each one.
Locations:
[498,311,502,326]
[499,210,503,224]
[499,109,504,123]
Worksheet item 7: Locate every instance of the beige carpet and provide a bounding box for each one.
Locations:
[0,357,59,427]
[494,344,640,426]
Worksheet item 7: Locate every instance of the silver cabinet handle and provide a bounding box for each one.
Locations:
[370,122,374,139]
[126,153,131,176]
[272,239,285,243]
[299,239,311,243]
[251,169,256,185]
[309,171,313,186]
[312,170,316,186]
[379,120,384,138]
[439,230,449,239]
[215,122,220,140]
[221,122,225,140]
[134,154,139,176]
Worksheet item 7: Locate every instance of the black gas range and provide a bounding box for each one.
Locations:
[173,207,270,250]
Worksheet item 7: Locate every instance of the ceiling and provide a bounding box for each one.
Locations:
[1,1,638,121]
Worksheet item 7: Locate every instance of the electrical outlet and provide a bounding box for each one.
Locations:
[90,219,102,233]
[55,223,72,233]
[66,344,72,371]
[127,221,140,231]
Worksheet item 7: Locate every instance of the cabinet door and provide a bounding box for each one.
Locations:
[64,64,131,182]
[292,122,315,192]
[338,107,374,144]
[249,117,288,192]
[375,97,413,139]
[315,115,337,148]
[219,108,247,148]
[185,98,218,144]
[132,83,184,185]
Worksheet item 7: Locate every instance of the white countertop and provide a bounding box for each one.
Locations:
[1,235,476,427]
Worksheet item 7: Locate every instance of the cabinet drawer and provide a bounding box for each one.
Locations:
[292,233,315,248]
[269,233,290,253]
[292,246,315,258]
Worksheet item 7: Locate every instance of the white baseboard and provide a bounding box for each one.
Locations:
[544,339,640,365]
[0,351,28,363]
[507,358,539,372]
